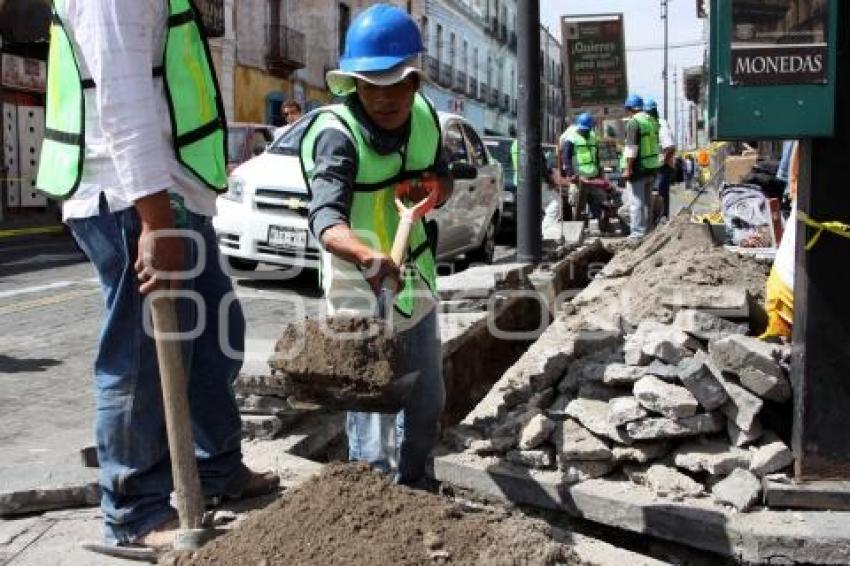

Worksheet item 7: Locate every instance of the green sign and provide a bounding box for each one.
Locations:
[561,15,627,108]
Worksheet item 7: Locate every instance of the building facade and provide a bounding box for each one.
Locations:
[540,25,565,144]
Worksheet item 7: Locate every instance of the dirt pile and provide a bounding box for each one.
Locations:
[180,463,580,566]
[572,219,769,329]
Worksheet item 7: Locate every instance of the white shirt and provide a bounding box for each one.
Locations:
[58,0,217,221]
[658,118,675,152]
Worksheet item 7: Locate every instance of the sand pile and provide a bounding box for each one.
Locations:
[181,463,581,565]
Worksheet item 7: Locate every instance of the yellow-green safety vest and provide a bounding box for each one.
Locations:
[565,125,599,178]
[620,111,660,173]
[510,138,519,187]
[36,0,228,199]
[299,93,441,318]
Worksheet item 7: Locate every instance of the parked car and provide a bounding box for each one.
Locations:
[483,136,555,233]
[213,111,503,273]
[227,123,276,174]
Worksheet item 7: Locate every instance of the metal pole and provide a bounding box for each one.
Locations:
[662,0,669,120]
[516,0,542,263]
[673,66,679,147]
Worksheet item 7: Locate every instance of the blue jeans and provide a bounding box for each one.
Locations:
[346,307,445,485]
[657,166,671,219]
[68,199,245,543]
[628,175,655,237]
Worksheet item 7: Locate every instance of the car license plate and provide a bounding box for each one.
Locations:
[267,225,307,250]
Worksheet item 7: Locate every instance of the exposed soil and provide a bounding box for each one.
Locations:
[572,218,769,329]
[269,316,403,393]
[180,463,581,566]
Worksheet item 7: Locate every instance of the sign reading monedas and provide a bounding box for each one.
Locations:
[561,15,627,108]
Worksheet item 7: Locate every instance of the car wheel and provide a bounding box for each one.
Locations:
[468,216,497,265]
[227,257,259,271]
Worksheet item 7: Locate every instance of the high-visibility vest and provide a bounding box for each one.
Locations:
[36,0,228,199]
[510,138,519,187]
[620,112,661,173]
[565,126,599,178]
[300,93,441,318]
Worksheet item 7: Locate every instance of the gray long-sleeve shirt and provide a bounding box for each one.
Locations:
[306,95,448,240]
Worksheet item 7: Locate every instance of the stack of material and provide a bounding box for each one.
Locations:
[449,312,793,512]
[234,374,309,440]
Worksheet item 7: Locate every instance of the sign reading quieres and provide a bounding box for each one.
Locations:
[561,15,627,108]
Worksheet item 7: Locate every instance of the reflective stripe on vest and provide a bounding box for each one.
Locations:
[299,94,441,318]
[565,126,599,178]
[36,0,227,199]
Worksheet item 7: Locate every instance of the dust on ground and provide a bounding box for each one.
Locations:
[180,463,582,566]
[572,218,769,328]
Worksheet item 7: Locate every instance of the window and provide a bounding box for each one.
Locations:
[421,16,429,53]
[449,32,456,68]
[436,24,443,61]
[338,3,350,57]
[473,47,479,76]
[462,124,488,167]
[444,123,469,164]
[463,41,469,74]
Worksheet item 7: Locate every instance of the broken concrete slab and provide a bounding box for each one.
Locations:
[750,439,794,477]
[612,442,670,464]
[677,358,728,411]
[468,436,515,456]
[0,463,100,517]
[518,414,556,450]
[712,468,762,512]
[709,335,784,380]
[559,359,606,392]
[672,440,752,476]
[738,367,792,403]
[633,375,699,419]
[643,360,680,382]
[437,262,533,300]
[241,415,283,440]
[624,464,705,499]
[527,387,556,410]
[608,396,649,427]
[433,449,850,563]
[720,379,764,432]
[625,413,725,441]
[577,382,623,403]
[553,419,612,461]
[506,449,555,469]
[764,479,850,512]
[542,221,585,245]
[727,418,763,447]
[565,398,624,444]
[660,285,750,319]
[559,460,617,483]
[545,393,574,420]
[602,363,646,386]
[624,337,651,366]
[444,425,484,451]
[672,309,748,342]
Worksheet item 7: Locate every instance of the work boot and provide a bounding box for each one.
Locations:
[135,518,179,550]
[222,464,280,501]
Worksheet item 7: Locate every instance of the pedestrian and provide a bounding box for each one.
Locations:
[620,94,661,239]
[35,0,279,554]
[559,112,604,222]
[300,4,449,486]
[684,153,696,190]
[644,99,676,221]
[275,99,304,138]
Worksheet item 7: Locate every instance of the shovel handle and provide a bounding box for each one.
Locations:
[150,295,204,531]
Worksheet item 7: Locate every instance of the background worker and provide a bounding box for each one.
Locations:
[274,99,303,138]
[645,99,676,221]
[35,0,278,553]
[559,112,603,222]
[302,4,449,486]
[621,94,661,239]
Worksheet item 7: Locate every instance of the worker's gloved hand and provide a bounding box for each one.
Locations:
[136,227,185,295]
[361,251,402,297]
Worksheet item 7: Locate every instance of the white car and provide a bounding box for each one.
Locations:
[214,110,503,272]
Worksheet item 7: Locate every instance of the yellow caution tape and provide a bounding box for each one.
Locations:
[797,210,850,251]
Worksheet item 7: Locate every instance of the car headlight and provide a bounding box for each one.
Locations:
[223,177,244,202]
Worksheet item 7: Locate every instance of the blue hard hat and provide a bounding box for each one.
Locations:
[644,98,658,112]
[576,112,594,130]
[624,94,644,110]
[339,4,423,73]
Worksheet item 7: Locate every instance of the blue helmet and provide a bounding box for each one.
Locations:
[624,94,644,110]
[576,112,594,130]
[644,98,659,112]
[339,4,424,73]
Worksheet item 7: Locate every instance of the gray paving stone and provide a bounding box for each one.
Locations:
[750,439,794,477]
[633,375,699,419]
[625,463,705,499]
[709,335,784,380]
[644,360,680,381]
[738,367,792,402]
[602,363,646,386]
[611,442,671,464]
[625,412,725,441]
[565,397,624,443]
[506,449,555,469]
[677,357,728,411]
[559,459,616,483]
[727,418,763,447]
[660,285,750,319]
[712,468,762,512]
[518,414,557,450]
[673,309,748,341]
[608,396,649,427]
[672,440,752,476]
[553,419,613,461]
[720,379,764,432]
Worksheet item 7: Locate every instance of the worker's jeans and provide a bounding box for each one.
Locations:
[67,201,244,543]
[628,175,655,237]
[346,307,445,485]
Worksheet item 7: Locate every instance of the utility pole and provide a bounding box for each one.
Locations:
[673,66,679,147]
[661,0,669,120]
[516,0,542,263]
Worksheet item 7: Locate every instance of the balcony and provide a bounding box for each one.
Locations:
[196,0,225,38]
[489,88,500,108]
[266,24,305,77]
[479,83,489,103]
[439,63,454,88]
[501,93,510,112]
[499,24,508,44]
[454,70,467,93]
[468,77,478,99]
[424,55,440,83]
[509,32,517,52]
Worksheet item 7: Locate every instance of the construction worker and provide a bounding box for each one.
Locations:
[560,112,602,221]
[36,1,279,555]
[645,99,676,220]
[301,4,449,485]
[621,94,661,239]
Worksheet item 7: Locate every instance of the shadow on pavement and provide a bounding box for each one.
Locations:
[0,353,63,373]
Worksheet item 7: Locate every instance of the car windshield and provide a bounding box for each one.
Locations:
[267,112,317,156]
[227,127,248,163]
[484,138,514,178]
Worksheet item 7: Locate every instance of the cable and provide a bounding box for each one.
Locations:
[627,41,706,52]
